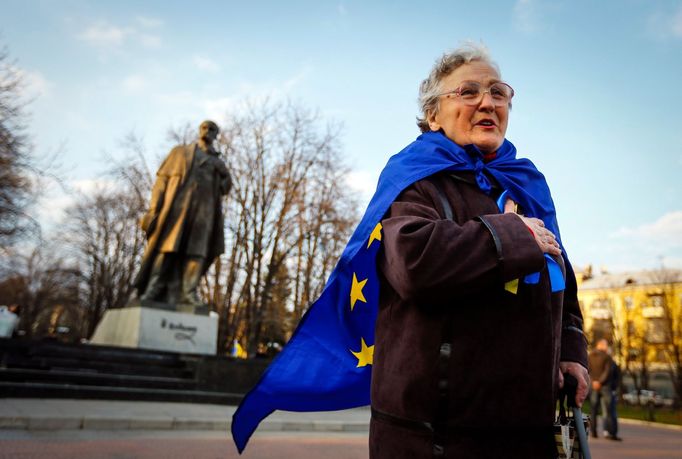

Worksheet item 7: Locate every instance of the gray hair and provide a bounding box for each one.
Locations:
[416,42,500,133]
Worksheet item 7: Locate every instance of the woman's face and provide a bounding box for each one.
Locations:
[427,61,509,154]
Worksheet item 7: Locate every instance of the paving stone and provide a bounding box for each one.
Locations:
[0,416,29,429]
[313,420,345,432]
[258,420,284,431]
[28,417,82,430]
[172,418,220,430]
[281,421,314,431]
[82,417,131,430]
[128,417,174,430]
[342,422,370,432]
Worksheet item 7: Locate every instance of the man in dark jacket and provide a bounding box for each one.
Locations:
[588,339,620,440]
[607,358,622,440]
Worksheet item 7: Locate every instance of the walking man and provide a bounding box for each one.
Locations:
[588,338,621,440]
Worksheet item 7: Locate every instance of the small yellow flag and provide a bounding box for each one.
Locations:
[504,278,519,295]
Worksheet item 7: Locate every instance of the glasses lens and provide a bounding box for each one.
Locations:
[457,83,481,102]
[454,82,513,106]
[491,83,511,99]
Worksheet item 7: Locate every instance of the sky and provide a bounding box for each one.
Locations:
[2,0,682,273]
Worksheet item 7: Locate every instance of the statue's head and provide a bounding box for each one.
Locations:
[199,120,219,144]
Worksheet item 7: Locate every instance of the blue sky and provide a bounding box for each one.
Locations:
[3,0,682,272]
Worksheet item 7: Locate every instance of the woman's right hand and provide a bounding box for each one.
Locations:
[504,198,561,256]
[518,215,562,256]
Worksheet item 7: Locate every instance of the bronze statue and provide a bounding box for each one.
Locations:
[133,120,231,312]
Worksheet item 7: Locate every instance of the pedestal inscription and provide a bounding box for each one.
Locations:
[90,306,218,355]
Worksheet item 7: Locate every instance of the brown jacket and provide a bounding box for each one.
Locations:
[369,171,587,458]
[588,349,613,386]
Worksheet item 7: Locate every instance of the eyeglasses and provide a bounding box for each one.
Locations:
[436,81,514,106]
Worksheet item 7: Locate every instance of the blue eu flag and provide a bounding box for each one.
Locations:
[231,131,566,453]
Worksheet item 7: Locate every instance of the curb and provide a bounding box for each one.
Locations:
[0,416,370,433]
[619,417,682,431]
[3,414,679,433]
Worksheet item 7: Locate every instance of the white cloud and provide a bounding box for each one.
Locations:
[156,90,195,104]
[193,56,220,72]
[77,19,162,51]
[149,66,316,132]
[9,66,52,98]
[282,66,312,91]
[345,170,377,200]
[138,34,162,48]
[71,178,119,194]
[135,16,164,28]
[122,74,147,92]
[673,7,682,37]
[594,211,682,270]
[202,96,240,125]
[611,211,682,246]
[647,6,682,40]
[36,178,121,230]
[512,0,542,34]
[78,21,129,47]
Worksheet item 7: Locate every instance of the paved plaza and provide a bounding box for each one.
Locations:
[1,398,681,458]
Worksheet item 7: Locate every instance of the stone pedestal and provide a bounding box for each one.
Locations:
[90,306,218,355]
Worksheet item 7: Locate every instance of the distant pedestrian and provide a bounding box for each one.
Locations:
[588,339,621,440]
[606,357,622,441]
[0,304,19,338]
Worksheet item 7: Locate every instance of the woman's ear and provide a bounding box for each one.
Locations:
[427,110,441,132]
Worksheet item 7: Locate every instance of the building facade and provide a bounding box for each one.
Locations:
[577,267,682,395]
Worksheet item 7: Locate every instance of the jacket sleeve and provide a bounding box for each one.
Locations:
[560,259,589,368]
[379,179,545,302]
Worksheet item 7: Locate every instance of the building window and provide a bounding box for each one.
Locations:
[623,296,634,310]
[655,349,667,362]
[651,294,664,308]
[646,318,670,344]
[590,298,612,319]
[627,320,636,336]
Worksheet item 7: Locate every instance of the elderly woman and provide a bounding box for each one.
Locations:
[369,43,589,458]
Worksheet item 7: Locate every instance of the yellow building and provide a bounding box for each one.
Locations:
[577,267,682,379]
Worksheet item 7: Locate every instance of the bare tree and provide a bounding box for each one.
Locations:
[0,244,82,339]
[59,136,151,338]
[61,187,146,338]
[649,267,682,404]
[620,298,648,393]
[200,101,360,356]
[0,44,37,249]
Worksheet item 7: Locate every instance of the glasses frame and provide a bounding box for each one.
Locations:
[436,81,514,107]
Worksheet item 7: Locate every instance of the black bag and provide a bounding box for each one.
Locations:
[555,374,592,459]
[554,405,590,458]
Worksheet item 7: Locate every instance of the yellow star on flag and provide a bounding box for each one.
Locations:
[350,273,368,311]
[367,222,383,248]
[350,337,374,367]
[504,278,519,295]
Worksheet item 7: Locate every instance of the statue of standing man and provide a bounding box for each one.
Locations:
[134,120,231,313]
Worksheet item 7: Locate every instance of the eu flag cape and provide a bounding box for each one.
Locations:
[231,131,568,453]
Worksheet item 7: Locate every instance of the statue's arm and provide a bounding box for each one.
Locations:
[148,174,169,215]
[220,170,232,196]
[216,159,232,195]
[140,174,168,236]
[140,150,176,235]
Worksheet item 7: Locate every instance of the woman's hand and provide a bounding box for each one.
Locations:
[558,361,590,407]
[504,198,561,256]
